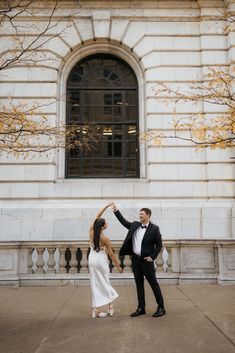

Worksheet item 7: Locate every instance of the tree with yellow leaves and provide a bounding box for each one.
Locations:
[0,1,100,156]
[144,6,235,150]
[0,100,100,156]
[145,67,235,150]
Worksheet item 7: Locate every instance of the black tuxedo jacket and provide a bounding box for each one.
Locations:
[114,210,162,261]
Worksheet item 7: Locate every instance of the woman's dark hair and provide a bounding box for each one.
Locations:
[93,218,105,252]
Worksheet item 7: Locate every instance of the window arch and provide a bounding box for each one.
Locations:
[66,54,139,178]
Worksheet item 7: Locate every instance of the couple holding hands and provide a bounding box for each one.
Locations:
[88,203,166,319]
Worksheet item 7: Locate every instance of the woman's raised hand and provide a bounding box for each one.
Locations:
[107,202,115,208]
[110,202,118,212]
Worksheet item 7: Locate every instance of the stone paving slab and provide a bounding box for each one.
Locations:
[0,285,234,353]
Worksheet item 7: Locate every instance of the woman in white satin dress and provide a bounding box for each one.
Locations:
[88,203,123,318]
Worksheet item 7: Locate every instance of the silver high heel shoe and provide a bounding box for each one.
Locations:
[107,303,115,317]
[92,309,107,318]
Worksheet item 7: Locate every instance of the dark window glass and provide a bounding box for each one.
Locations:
[66,54,139,178]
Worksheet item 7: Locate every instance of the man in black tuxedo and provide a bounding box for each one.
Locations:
[112,204,166,317]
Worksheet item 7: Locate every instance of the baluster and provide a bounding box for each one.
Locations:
[171,247,180,273]
[123,255,132,272]
[43,248,49,273]
[166,247,172,270]
[47,248,56,273]
[28,248,33,273]
[54,248,60,273]
[70,247,78,273]
[59,247,67,273]
[65,248,71,273]
[156,249,163,269]
[32,248,38,274]
[36,248,44,274]
[76,248,82,273]
[162,246,169,272]
[154,258,157,270]
[80,247,89,273]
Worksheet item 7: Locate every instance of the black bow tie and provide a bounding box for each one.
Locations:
[141,225,147,229]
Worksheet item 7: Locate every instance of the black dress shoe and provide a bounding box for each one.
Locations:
[130,308,146,317]
[152,307,166,317]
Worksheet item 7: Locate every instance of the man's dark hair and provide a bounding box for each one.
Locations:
[140,208,152,217]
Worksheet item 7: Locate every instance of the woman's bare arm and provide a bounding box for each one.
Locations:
[89,203,113,238]
[95,203,113,220]
[104,237,123,273]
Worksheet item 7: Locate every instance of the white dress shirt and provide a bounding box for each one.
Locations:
[132,224,149,256]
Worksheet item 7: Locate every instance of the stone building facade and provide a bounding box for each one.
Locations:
[0,0,234,284]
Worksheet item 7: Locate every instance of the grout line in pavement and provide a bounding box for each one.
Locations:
[125,283,138,350]
[176,286,235,348]
[33,287,77,353]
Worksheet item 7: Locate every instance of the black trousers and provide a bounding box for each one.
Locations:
[131,254,164,309]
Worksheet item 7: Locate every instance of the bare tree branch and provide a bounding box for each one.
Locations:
[0,1,103,156]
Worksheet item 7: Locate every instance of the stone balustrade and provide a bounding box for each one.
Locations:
[0,240,234,286]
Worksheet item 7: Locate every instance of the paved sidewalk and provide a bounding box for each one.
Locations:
[0,284,234,353]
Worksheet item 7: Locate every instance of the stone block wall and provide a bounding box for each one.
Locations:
[0,1,234,246]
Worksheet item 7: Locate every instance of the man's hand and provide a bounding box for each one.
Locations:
[144,256,153,262]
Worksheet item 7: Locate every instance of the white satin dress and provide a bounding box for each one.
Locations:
[88,244,118,308]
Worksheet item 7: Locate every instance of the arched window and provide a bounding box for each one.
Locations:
[66,54,139,178]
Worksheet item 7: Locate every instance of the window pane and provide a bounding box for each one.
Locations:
[114,93,123,105]
[126,106,137,121]
[67,159,79,176]
[103,138,112,157]
[126,141,136,158]
[125,91,137,105]
[113,126,122,140]
[126,159,137,176]
[113,106,122,120]
[102,125,113,136]
[103,159,113,176]
[104,93,112,105]
[91,141,103,157]
[104,93,113,117]
[83,90,106,104]
[67,92,80,123]
[91,159,103,176]
[126,125,137,140]
[82,159,92,176]
[83,106,105,122]
[113,159,122,176]
[114,142,122,157]
[67,66,83,88]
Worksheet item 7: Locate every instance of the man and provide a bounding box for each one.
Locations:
[112,204,166,317]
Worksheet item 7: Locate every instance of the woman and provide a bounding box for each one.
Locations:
[88,203,123,318]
